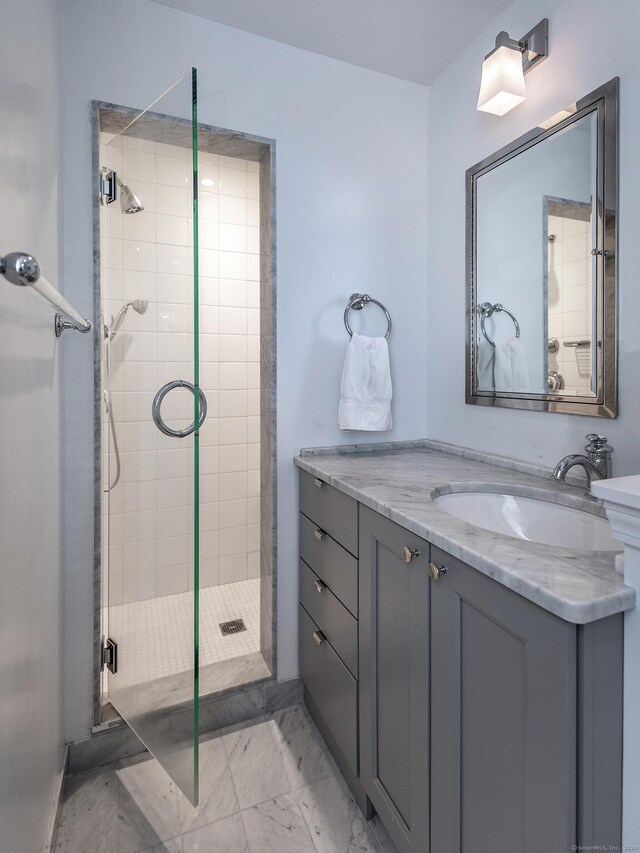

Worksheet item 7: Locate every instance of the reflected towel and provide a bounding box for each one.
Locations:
[476,340,495,391]
[494,338,530,392]
[338,332,393,431]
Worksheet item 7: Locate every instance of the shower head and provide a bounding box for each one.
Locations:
[100,167,144,214]
[130,299,149,315]
[117,179,144,215]
[105,299,149,339]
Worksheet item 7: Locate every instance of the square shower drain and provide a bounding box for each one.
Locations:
[219,618,247,636]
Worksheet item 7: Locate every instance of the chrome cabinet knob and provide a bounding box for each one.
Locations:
[428,562,448,581]
[314,528,325,541]
[402,546,420,563]
[314,579,326,595]
[313,630,325,646]
[314,478,324,488]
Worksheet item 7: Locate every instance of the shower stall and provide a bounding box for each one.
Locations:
[95,70,275,804]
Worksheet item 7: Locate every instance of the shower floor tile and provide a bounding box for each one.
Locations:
[104,578,260,692]
[56,704,397,853]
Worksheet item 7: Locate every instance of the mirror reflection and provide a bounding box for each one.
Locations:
[467,78,617,417]
[475,112,597,396]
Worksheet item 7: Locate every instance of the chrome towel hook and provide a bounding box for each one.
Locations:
[344,293,392,340]
[479,301,520,347]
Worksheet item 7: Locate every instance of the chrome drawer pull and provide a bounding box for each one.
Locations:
[402,546,420,563]
[313,630,326,646]
[314,579,327,595]
[314,528,325,541]
[428,562,448,581]
[314,478,324,488]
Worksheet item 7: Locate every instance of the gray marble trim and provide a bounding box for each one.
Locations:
[294,448,635,623]
[421,439,585,484]
[299,437,585,484]
[92,101,278,724]
[548,196,592,222]
[109,653,271,729]
[260,141,277,676]
[99,102,273,161]
[69,676,302,774]
[44,744,68,853]
[91,102,104,727]
[299,439,434,458]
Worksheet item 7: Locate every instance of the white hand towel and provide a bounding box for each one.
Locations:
[476,340,495,391]
[507,337,530,391]
[338,332,393,431]
[493,337,530,392]
[493,342,511,391]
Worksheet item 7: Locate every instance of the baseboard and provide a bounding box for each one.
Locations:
[43,744,68,853]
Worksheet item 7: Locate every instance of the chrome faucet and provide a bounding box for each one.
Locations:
[552,434,613,494]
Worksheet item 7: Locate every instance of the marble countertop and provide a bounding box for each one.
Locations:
[294,444,635,624]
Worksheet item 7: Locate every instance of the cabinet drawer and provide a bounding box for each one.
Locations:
[299,603,358,776]
[299,513,358,616]
[299,469,358,556]
[299,559,358,678]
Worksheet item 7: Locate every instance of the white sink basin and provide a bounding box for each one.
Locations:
[434,491,621,552]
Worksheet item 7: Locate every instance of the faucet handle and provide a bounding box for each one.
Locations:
[585,434,613,454]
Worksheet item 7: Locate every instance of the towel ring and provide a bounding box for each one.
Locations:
[152,379,207,438]
[479,302,520,347]
[344,293,392,340]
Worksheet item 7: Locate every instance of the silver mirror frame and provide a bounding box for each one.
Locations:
[466,77,619,418]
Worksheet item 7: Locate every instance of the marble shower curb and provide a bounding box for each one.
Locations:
[67,676,302,775]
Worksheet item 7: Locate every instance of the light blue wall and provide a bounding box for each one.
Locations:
[59,0,429,741]
[427,0,640,471]
[426,0,640,843]
[0,1,66,850]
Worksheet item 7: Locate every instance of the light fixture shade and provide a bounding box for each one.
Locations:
[477,45,526,116]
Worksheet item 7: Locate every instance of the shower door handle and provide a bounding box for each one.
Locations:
[152,380,207,438]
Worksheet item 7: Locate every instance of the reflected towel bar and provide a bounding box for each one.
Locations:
[1,251,92,337]
[479,301,520,347]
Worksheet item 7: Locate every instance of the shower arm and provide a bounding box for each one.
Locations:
[0,251,93,336]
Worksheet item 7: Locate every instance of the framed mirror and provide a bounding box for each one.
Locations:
[466,77,618,417]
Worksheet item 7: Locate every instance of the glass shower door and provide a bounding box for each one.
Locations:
[102,69,200,804]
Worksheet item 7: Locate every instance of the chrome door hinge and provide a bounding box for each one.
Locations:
[100,169,117,205]
[102,637,118,674]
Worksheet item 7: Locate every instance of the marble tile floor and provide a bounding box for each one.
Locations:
[56,702,397,853]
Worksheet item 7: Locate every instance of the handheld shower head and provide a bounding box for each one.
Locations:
[105,299,149,339]
[131,299,149,315]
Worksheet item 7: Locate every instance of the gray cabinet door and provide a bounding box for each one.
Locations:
[430,546,577,853]
[359,506,430,853]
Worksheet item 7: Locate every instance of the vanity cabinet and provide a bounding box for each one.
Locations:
[428,545,622,852]
[429,547,577,852]
[298,470,623,852]
[297,470,368,813]
[359,507,430,853]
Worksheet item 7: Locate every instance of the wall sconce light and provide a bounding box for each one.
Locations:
[477,18,548,116]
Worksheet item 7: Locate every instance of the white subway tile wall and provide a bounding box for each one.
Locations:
[100,132,260,609]
[547,213,594,395]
